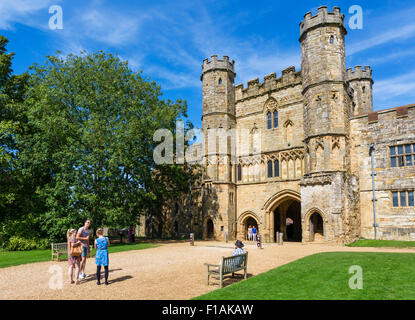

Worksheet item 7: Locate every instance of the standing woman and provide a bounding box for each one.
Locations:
[247,225,253,241]
[67,229,81,284]
[95,228,110,285]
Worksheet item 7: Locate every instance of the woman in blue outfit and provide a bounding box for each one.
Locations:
[94,228,110,285]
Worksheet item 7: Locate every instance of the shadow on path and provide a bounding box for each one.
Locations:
[209,273,254,288]
[80,268,123,283]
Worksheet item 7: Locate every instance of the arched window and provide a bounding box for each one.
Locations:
[267,112,272,129]
[267,160,273,178]
[362,86,366,94]
[329,35,334,44]
[274,160,280,177]
[218,78,222,85]
[273,110,278,128]
[237,164,242,181]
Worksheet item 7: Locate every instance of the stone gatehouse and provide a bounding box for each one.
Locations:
[197,6,415,244]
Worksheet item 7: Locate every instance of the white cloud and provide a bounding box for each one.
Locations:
[348,5,415,56]
[348,23,415,55]
[0,0,57,30]
[374,70,415,102]
[365,48,415,66]
[78,8,145,46]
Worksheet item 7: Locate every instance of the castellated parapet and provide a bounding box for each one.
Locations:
[346,66,373,83]
[201,55,235,80]
[299,6,346,41]
[155,6,415,245]
[235,66,302,102]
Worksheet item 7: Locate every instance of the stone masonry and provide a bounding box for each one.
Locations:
[152,6,415,244]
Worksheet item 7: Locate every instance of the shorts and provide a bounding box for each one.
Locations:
[81,246,89,257]
[68,255,81,266]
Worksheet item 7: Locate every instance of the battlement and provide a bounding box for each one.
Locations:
[235,66,302,102]
[299,6,346,41]
[201,55,235,79]
[346,66,373,83]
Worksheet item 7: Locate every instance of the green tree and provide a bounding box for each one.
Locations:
[0,36,36,244]
[18,50,191,241]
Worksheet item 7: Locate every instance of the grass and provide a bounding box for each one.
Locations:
[193,252,415,300]
[347,239,415,248]
[0,242,159,269]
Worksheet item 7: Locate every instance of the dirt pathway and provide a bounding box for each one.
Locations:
[1,241,414,300]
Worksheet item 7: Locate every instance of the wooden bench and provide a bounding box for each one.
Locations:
[51,242,93,261]
[205,252,248,288]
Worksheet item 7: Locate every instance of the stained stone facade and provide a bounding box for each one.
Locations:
[197,6,415,244]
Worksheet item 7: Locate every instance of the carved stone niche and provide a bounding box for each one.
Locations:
[300,172,333,186]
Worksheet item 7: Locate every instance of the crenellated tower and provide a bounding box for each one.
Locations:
[299,6,360,244]
[300,5,349,173]
[201,55,236,240]
[346,66,374,115]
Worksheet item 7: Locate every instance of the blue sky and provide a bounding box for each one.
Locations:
[2,0,415,128]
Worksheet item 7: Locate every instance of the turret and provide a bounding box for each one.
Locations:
[201,55,235,117]
[346,66,374,115]
[299,6,360,245]
[200,55,237,241]
[299,6,349,173]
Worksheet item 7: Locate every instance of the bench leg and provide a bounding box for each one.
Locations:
[244,267,247,280]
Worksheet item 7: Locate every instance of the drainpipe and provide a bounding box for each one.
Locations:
[369,143,378,239]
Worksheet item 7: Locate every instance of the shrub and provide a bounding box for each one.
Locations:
[5,236,49,251]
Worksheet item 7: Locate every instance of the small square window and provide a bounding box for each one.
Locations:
[400,192,407,207]
[406,155,413,166]
[392,192,399,207]
[391,157,397,167]
[390,146,396,156]
[398,145,404,155]
[405,144,411,154]
[220,226,224,231]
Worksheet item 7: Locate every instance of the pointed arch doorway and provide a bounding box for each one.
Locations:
[206,219,214,239]
[274,199,302,242]
[263,190,302,243]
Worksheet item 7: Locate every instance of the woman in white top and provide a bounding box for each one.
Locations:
[247,226,253,241]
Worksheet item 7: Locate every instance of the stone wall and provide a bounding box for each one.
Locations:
[350,105,415,240]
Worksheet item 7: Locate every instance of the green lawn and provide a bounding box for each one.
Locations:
[347,239,415,248]
[0,242,159,269]
[193,252,415,300]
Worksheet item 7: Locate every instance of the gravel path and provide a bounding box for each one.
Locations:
[1,241,414,300]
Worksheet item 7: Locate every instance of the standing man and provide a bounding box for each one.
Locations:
[77,219,91,279]
[252,225,257,242]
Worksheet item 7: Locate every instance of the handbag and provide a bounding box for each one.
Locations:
[70,241,82,256]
